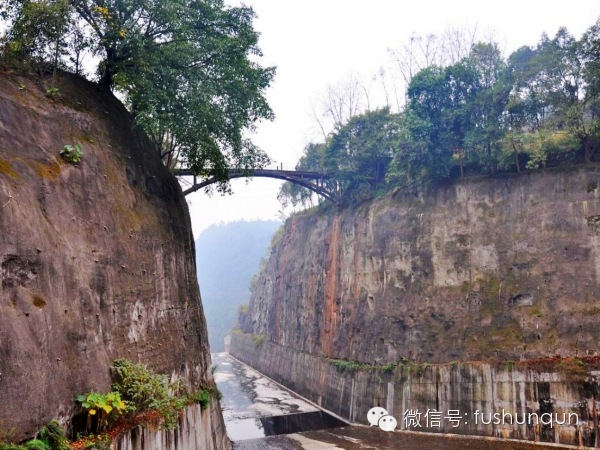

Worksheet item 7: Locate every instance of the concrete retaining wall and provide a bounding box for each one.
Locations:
[231,333,599,447]
[112,403,231,450]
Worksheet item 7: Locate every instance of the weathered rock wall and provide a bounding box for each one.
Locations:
[240,167,600,363]
[0,72,228,448]
[231,333,598,447]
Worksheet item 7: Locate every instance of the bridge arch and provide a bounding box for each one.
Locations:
[173,168,341,205]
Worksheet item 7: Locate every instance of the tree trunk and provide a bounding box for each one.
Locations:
[583,136,594,164]
[99,68,114,89]
[52,36,60,87]
[487,142,495,175]
[511,138,521,173]
[99,49,116,89]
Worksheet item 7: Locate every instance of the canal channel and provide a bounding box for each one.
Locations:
[213,353,584,450]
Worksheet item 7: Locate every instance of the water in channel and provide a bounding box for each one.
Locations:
[213,353,577,450]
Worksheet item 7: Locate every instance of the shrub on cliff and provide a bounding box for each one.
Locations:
[75,359,220,435]
[0,420,70,450]
[76,392,130,432]
[111,358,183,428]
[110,358,219,430]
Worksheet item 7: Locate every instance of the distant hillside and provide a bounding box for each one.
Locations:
[196,220,280,352]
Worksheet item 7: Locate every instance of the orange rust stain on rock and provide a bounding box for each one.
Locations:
[32,294,47,308]
[348,221,361,356]
[113,202,151,233]
[322,216,340,357]
[29,158,63,180]
[274,218,297,343]
[352,224,360,300]
[0,158,19,179]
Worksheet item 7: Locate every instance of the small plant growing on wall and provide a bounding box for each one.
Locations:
[76,392,130,431]
[38,420,71,450]
[381,363,397,374]
[72,359,222,442]
[253,334,267,346]
[45,87,60,98]
[60,144,82,164]
[333,360,360,373]
[0,420,70,450]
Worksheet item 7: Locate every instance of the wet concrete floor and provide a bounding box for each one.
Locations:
[214,354,580,450]
[235,427,583,450]
[213,353,322,441]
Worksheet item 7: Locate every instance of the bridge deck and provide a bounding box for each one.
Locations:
[173,168,340,204]
[173,168,330,179]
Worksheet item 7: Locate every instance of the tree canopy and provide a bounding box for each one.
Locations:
[279,19,600,208]
[1,0,275,188]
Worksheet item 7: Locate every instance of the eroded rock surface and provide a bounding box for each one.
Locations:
[0,72,225,446]
[241,168,600,363]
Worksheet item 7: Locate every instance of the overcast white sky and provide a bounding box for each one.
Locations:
[185,0,600,239]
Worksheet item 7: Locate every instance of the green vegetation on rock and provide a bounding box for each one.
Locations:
[74,358,220,441]
[76,392,130,429]
[59,144,82,164]
[1,0,274,184]
[279,19,600,207]
[0,420,70,450]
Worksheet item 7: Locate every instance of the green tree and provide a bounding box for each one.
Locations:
[583,19,600,99]
[504,44,555,169]
[277,142,327,208]
[509,27,600,165]
[575,20,600,162]
[385,109,430,186]
[403,61,481,180]
[324,107,400,202]
[2,0,275,187]
[278,109,401,207]
[404,65,454,179]
[2,0,70,78]
[465,42,510,174]
[443,60,481,176]
[506,45,554,130]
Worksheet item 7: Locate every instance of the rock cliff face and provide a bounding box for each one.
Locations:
[241,168,600,364]
[0,72,227,447]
